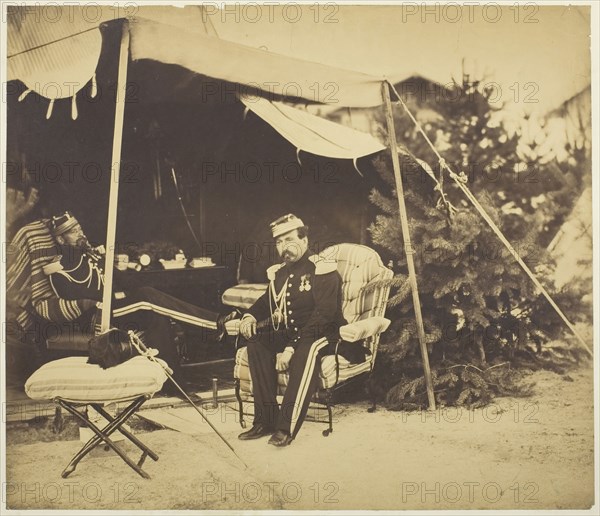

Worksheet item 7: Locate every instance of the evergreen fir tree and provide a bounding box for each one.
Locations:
[368,78,590,410]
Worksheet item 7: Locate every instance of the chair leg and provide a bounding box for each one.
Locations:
[320,390,334,437]
[234,379,246,428]
[322,402,333,436]
[57,397,155,479]
[367,371,377,413]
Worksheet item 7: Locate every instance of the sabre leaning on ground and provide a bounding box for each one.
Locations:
[128,331,248,469]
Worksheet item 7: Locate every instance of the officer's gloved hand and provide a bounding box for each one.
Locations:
[239,314,257,340]
[276,346,295,372]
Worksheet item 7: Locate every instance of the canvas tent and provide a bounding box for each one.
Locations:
[6,5,389,258]
[6,4,438,404]
[548,187,593,291]
[6,5,590,411]
[6,4,389,266]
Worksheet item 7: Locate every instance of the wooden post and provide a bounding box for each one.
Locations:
[101,22,130,331]
[382,81,436,410]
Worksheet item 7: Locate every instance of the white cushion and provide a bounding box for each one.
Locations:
[339,317,391,342]
[25,356,168,403]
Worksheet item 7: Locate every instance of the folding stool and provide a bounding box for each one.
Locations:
[25,356,168,479]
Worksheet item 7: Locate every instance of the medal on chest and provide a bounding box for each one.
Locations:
[299,274,312,292]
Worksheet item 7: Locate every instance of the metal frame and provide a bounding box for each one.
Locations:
[55,394,158,479]
[234,337,382,437]
[235,376,336,435]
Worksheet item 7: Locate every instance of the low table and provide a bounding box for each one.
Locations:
[117,266,236,312]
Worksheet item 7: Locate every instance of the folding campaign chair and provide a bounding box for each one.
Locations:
[227,243,394,435]
[25,356,168,479]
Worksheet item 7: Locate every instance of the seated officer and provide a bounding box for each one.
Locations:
[238,214,346,447]
[41,211,235,384]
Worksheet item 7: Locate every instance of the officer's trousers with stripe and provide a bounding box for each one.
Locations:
[245,326,330,438]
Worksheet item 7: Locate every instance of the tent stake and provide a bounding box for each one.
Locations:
[382,82,436,410]
[101,22,130,331]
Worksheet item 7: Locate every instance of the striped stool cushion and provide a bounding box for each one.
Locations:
[222,283,268,310]
[25,356,168,402]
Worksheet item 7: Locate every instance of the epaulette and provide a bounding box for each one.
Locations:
[308,254,337,275]
[267,263,285,281]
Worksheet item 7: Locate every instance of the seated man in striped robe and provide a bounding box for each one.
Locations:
[7,211,235,386]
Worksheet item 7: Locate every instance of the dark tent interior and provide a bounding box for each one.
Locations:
[7,20,382,293]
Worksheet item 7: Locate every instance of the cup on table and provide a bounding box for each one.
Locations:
[115,254,129,271]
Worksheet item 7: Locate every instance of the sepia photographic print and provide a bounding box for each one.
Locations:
[1,1,598,513]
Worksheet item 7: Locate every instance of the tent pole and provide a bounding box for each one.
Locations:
[382,81,436,410]
[100,22,130,332]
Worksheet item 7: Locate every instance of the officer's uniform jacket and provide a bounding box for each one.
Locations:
[44,245,105,301]
[246,251,346,349]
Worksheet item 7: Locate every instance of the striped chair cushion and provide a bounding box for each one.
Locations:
[234,345,373,394]
[25,356,168,402]
[222,283,268,310]
[233,244,392,398]
[319,355,372,390]
[328,244,393,324]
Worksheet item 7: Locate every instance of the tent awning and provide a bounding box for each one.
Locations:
[8,5,385,113]
[7,6,221,118]
[240,95,386,159]
[128,19,385,108]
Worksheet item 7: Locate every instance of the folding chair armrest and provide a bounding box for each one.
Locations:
[339,317,391,342]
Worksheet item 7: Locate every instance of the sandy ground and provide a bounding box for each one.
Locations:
[5,365,595,511]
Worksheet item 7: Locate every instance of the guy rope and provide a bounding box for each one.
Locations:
[386,80,592,357]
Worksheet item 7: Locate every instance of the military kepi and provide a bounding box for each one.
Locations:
[270,214,304,238]
[50,211,80,236]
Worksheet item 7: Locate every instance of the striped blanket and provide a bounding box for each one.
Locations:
[6,219,95,334]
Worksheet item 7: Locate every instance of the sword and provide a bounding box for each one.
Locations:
[127,331,248,469]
